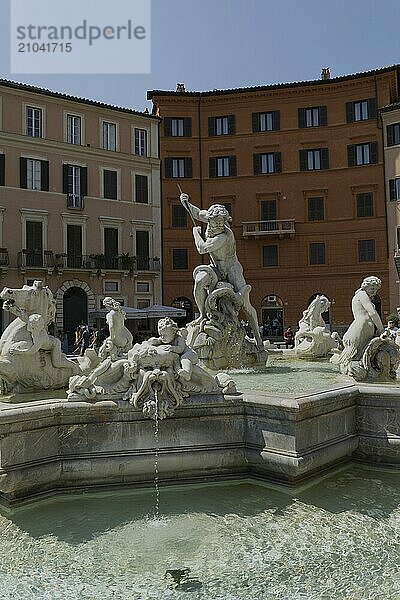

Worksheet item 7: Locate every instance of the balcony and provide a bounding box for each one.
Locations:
[18,250,57,272]
[242,219,295,238]
[136,257,161,272]
[67,194,84,210]
[0,248,9,274]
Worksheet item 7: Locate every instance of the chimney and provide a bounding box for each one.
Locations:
[176,83,186,92]
[321,68,330,80]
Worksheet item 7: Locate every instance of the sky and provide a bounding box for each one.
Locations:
[0,0,399,112]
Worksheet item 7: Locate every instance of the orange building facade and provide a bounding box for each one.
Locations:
[149,66,400,334]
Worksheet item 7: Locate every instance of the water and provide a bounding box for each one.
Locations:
[228,356,347,394]
[0,465,399,599]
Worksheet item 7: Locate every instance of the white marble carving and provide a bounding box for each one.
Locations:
[295,295,341,358]
[68,317,236,419]
[179,194,267,370]
[0,281,79,393]
[331,276,399,381]
[98,297,133,359]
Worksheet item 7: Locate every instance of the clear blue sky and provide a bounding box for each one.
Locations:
[1,0,399,111]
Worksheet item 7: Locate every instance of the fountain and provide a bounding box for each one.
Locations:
[0,198,397,517]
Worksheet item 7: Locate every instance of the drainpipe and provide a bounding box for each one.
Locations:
[198,94,203,209]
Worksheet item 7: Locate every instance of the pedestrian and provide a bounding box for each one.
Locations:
[284,327,295,349]
[80,325,91,356]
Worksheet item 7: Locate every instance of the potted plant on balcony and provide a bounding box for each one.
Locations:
[118,253,135,271]
[89,254,106,269]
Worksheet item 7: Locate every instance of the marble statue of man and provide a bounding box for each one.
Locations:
[180,193,263,350]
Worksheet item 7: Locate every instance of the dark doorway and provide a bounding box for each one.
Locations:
[63,287,88,350]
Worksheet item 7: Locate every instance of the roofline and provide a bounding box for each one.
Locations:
[380,101,400,113]
[147,64,400,100]
[0,77,160,120]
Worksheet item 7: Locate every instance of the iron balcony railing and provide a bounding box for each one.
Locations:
[18,250,56,269]
[242,219,295,237]
[136,257,161,272]
[67,194,84,209]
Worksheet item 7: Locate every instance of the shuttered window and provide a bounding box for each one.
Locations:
[103,169,118,200]
[20,158,49,191]
[346,98,376,122]
[307,197,324,221]
[165,157,192,178]
[209,156,237,177]
[298,106,327,128]
[387,123,400,146]
[208,115,235,136]
[309,242,326,265]
[356,193,373,217]
[136,230,150,270]
[262,245,278,267]
[135,174,148,203]
[172,248,188,270]
[347,142,378,166]
[134,128,147,156]
[172,204,187,228]
[389,178,400,201]
[254,152,281,174]
[358,239,375,262]
[299,148,329,171]
[252,111,280,132]
[164,117,192,137]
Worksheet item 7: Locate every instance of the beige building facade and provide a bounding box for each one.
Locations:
[0,79,161,343]
[381,102,400,314]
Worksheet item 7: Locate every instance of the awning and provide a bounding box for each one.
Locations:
[145,304,186,318]
[89,304,186,321]
[89,307,148,320]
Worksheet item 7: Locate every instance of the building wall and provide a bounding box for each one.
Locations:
[0,82,162,337]
[150,67,399,331]
[381,105,400,314]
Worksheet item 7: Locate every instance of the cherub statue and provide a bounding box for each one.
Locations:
[148,317,198,381]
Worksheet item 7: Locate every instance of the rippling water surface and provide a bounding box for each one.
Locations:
[0,466,399,599]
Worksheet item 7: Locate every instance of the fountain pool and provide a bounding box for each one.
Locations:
[0,464,399,599]
[227,356,347,394]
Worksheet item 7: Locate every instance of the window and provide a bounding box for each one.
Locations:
[348,142,378,166]
[102,121,117,151]
[309,242,326,265]
[63,164,88,208]
[20,158,49,191]
[307,197,324,221]
[254,152,281,174]
[263,245,278,267]
[134,128,147,156]
[172,204,187,228]
[172,248,188,270]
[252,111,280,132]
[104,227,119,267]
[299,148,329,171]
[135,174,148,204]
[298,106,327,128]
[387,123,400,146]
[209,156,237,177]
[389,178,400,201]
[346,98,376,122]
[208,115,235,136]
[67,115,81,145]
[358,239,376,262]
[137,281,150,293]
[25,221,43,267]
[165,157,192,178]
[164,117,192,137]
[261,200,277,221]
[136,230,150,270]
[104,281,119,293]
[137,299,151,309]
[103,170,118,200]
[0,155,4,186]
[356,192,373,217]
[66,224,82,268]
[26,106,43,137]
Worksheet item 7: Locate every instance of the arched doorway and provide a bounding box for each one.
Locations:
[308,293,331,326]
[63,287,88,349]
[261,295,284,338]
[172,296,193,326]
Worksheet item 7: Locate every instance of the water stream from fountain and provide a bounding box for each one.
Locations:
[153,387,160,520]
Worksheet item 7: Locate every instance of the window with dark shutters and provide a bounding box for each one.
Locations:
[41,161,49,191]
[209,157,217,178]
[229,156,237,176]
[135,174,148,203]
[309,242,326,265]
[103,170,117,200]
[208,117,216,136]
[299,149,307,171]
[308,197,324,221]
[389,178,400,201]
[387,123,400,146]
[263,245,278,267]
[104,228,119,262]
[80,167,88,196]
[172,204,187,228]
[358,239,375,262]
[261,200,277,221]
[0,155,5,186]
[298,108,307,128]
[356,192,373,217]
[172,248,188,270]
[20,157,28,189]
[320,148,329,169]
[347,145,355,167]
[136,230,150,270]
[208,115,235,136]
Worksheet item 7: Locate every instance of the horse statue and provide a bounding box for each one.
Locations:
[295,295,341,359]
